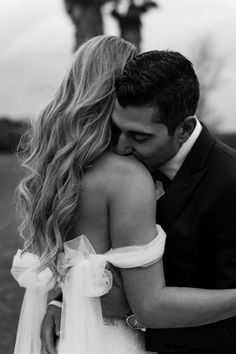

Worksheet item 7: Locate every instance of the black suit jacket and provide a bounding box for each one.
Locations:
[145,126,236,352]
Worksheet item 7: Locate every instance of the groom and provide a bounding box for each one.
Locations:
[41,50,236,353]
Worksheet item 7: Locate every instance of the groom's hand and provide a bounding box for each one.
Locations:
[41,305,61,354]
[102,265,130,319]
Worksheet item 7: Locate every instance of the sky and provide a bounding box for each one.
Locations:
[0,0,236,132]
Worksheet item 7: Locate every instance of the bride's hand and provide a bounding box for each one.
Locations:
[102,264,130,319]
[41,305,61,354]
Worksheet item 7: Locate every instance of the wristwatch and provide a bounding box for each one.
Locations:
[125,313,146,331]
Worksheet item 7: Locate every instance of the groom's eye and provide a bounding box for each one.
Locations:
[133,134,149,142]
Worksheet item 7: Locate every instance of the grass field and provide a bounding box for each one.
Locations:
[0,154,24,353]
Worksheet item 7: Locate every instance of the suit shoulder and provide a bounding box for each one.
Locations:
[209,140,236,185]
[215,139,236,161]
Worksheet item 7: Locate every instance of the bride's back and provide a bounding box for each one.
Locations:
[70,151,152,254]
[70,152,113,253]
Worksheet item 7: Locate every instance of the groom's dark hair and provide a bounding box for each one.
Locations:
[115,50,200,134]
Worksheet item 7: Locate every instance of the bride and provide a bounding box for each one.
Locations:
[11,35,236,354]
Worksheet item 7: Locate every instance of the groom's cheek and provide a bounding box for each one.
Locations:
[110,124,121,148]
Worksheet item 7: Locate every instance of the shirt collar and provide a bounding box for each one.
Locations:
[159,117,202,180]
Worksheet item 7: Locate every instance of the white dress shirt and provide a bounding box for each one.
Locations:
[155,117,202,200]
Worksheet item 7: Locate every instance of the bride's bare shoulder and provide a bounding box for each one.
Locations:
[85,152,154,194]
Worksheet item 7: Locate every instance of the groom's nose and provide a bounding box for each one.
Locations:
[116,133,133,155]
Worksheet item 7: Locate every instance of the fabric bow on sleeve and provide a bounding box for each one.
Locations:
[11,250,56,354]
[57,235,112,354]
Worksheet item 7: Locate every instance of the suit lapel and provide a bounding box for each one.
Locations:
[156,164,206,227]
[156,126,216,228]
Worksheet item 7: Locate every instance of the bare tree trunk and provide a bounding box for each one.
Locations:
[111,0,158,52]
[64,0,110,51]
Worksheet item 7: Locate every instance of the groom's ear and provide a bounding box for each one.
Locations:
[176,116,197,145]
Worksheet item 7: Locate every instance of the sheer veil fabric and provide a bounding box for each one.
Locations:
[11,225,166,354]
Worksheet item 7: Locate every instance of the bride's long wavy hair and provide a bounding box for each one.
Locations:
[16,35,136,271]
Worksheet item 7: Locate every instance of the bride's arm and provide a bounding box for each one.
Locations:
[109,161,236,328]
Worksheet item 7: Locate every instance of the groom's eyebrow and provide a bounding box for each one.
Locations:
[111,121,151,135]
[113,124,153,137]
[111,116,153,136]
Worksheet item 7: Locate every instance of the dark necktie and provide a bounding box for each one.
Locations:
[153,170,171,191]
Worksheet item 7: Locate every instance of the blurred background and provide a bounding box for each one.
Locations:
[1,0,236,352]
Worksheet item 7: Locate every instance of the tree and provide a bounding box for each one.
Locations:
[64,0,111,51]
[64,0,158,52]
[111,0,158,52]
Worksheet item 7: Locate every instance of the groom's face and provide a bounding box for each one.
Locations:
[111,101,182,173]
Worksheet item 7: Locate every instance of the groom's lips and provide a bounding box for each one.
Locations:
[127,154,146,166]
[126,153,139,161]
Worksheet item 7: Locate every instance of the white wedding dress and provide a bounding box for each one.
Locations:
[11,225,166,354]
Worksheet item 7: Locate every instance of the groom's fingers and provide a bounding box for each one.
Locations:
[41,346,49,354]
[102,265,130,319]
[55,320,61,337]
[102,283,130,319]
[41,345,51,354]
[106,264,123,288]
[43,327,57,354]
[40,307,59,354]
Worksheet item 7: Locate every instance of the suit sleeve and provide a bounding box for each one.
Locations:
[146,181,236,352]
[213,181,236,288]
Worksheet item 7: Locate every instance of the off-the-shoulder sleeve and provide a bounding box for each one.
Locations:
[105,224,166,268]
